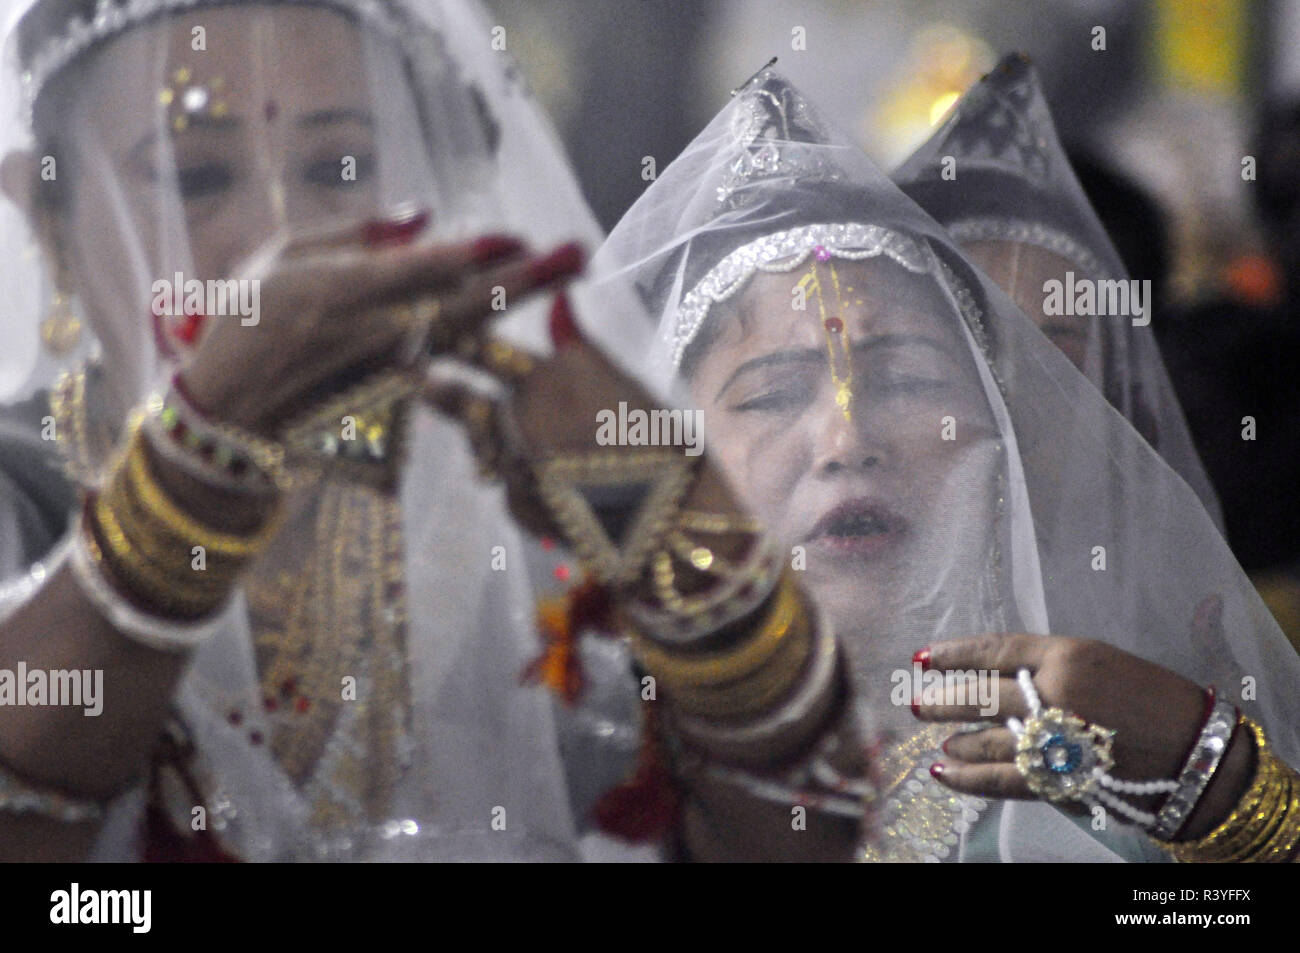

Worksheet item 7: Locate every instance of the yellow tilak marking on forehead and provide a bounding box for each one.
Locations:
[802,257,854,423]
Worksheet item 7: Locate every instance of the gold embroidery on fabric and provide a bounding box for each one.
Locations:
[859,724,986,863]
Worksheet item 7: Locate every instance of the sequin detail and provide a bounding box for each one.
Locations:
[671,223,929,366]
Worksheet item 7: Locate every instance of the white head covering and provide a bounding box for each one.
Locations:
[0,0,650,860]
[594,65,1300,861]
[892,53,1223,529]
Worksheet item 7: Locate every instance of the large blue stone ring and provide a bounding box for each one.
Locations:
[1008,669,1116,803]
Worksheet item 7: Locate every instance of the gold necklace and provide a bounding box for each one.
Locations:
[246,475,412,830]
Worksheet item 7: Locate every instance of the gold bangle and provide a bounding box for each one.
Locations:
[664,608,813,720]
[113,470,244,583]
[89,496,231,616]
[1261,783,1300,862]
[124,433,279,558]
[631,574,801,688]
[1211,764,1289,862]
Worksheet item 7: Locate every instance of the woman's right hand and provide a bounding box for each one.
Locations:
[180,217,584,439]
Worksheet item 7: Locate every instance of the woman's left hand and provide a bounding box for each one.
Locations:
[912,633,1208,801]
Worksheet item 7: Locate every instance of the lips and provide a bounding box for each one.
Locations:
[806,497,906,559]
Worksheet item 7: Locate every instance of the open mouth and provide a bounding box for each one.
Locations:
[806,498,906,558]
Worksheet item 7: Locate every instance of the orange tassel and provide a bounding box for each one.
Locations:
[521,575,616,706]
[520,595,584,704]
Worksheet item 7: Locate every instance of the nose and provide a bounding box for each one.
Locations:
[810,399,887,477]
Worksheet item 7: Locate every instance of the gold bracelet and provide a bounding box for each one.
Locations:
[124,432,280,558]
[1169,719,1300,863]
[631,573,801,688]
[112,470,244,584]
[88,497,232,617]
[1261,782,1300,862]
[105,445,248,588]
[1211,764,1289,862]
[663,607,814,720]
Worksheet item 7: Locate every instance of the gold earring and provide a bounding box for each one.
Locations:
[40,271,82,356]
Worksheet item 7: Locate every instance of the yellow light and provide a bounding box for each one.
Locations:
[929,91,961,126]
[689,547,714,571]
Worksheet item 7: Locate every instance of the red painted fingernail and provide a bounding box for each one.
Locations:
[941,735,952,756]
[913,647,931,671]
[175,310,207,345]
[363,209,430,247]
[469,234,526,264]
[911,697,922,718]
[527,242,585,285]
[548,293,582,350]
[930,762,946,778]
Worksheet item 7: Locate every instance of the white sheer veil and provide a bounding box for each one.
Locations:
[892,53,1223,530]
[0,0,650,860]
[593,65,1300,861]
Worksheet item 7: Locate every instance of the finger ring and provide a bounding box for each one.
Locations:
[1006,668,1179,832]
[397,296,441,365]
[1009,668,1115,802]
[479,338,536,382]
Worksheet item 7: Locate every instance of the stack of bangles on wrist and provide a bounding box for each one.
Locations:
[621,510,871,820]
[69,387,286,652]
[1164,718,1300,863]
[1006,669,1300,861]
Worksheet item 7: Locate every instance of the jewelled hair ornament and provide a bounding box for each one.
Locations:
[1008,669,1178,830]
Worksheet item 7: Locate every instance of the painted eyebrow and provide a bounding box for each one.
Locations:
[714,332,954,401]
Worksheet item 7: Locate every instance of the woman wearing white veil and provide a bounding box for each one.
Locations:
[0,0,703,861]
[892,53,1223,530]
[593,65,1300,862]
[0,0,883,863]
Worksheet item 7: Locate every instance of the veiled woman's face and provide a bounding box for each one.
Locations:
[36,6,391,361]
[689,255,1000,631]
[961,239,1098,373]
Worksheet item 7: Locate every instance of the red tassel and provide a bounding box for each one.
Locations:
[591,703,681,843]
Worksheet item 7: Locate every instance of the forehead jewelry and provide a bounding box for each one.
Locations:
[798,247,858,423]
[159,67,227,132]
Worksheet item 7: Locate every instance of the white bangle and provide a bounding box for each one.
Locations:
[68,516,230,653]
